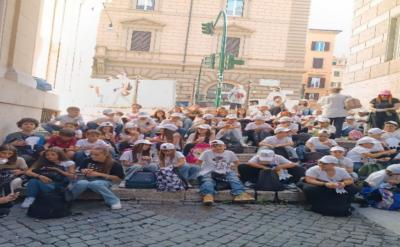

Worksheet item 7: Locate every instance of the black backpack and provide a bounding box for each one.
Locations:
[256,169,285,191]
[27,192,71,219]
[125,171,157,189]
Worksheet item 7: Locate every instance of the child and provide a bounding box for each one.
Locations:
[74,130,111,169]
[117,123,143,152]
[22,147,75,208]
[244,116,273,146]
[276,116,299,136]
[315,117,336,138]
[44,128,77,159]
[216,114,243,144]
[64,122,83,139]
[197,140,254,206]
[120,140,159,184]
[98,122,117,148]
[66,146,124,210]
[131,112,157,137]
[152,109,167,124]
[342,116,358,136]
[4,118,45,165]
[305,130,337,154]
[382,121,400,143]
[259,127,297,160]
[0,145,28,194]
[43,106,84,133]
[330,146,358,181]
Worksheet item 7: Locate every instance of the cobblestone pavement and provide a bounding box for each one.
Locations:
[0,201,399,247]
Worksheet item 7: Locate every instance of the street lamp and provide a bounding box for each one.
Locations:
[133,75,141,104]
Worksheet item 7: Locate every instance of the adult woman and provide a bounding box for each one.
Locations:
[370,90,400,129]
[67,146,124,210]
[21,147,75,208]
[301,155,358,216]
[0,145,28,194]
[152,109,167,124]
[184,124,215,164]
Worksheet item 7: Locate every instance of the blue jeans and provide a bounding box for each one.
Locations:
[178,164,200,180]
[69,179,119,206]
[26,179,57,197]
[199,171,245,196]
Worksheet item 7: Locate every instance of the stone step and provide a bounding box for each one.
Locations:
[336,140,356,150]
[78,188,305,203]
[243,146,258,153]
[237,153,254,163]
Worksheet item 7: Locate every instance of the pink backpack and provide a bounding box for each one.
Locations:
[186,143,210,164]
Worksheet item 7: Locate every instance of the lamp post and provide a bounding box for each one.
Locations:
[245,80,253,109]
[133,75,141,104]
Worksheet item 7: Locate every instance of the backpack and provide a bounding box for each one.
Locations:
[186,143,210,164]
[27,192,71,219]
[358,163,386,179]
[345,98,362,110]
[256,169,285,191]
[125,171,157,189]
[155,167,186,192]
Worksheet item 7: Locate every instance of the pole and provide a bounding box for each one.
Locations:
[245,80,252,109]
[214,10,228,107]
[195,58,204,104]
[133,76,140,104]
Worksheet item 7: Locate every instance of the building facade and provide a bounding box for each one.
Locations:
[302,29,341,101]
[343,0,400,104]
[92,0,311,106]
[331,57,347,88]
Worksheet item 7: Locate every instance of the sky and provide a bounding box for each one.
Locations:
[308,0,354,57]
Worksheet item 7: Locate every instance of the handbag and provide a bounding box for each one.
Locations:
[125,171,157,189]
[256,169,285,191]
[211,172,231,191]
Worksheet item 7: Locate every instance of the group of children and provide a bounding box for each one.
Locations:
[1,102,400,217]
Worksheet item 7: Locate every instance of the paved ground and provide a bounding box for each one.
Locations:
[0,202,399,247]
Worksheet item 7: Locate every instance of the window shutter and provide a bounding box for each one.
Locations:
[311,42,316,50]
[307,77,312,87]
[324,42,330,51]
[320,78,326,88]
[131,31,151,51]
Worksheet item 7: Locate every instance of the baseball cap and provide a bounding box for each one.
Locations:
[318,129,330,135]
[138,112,150,118]
[160,143,176,150]
[99,122,114,128]
[203,114,215,120]
[346,116,355,120]
[368,128,385,135]
[274,127,291,134]
[356,137,376,145]
[197,124,211,130]
[387,164,400,174]
[385,121,399,127]
[159,124,178,132]
[278,116,292,123]
[319,155,339,164]
[171,113,183,118]
[226,114,238,120]
[330,146,346,152]
[258,149,275,162]
[134,139,152,146]
[124,122,138,129]
[102,109,114,115]
[210,140,225,145]
[317,116,330,123]
[254,115,266,121]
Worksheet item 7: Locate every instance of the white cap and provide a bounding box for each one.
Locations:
[210,140,225,145]
[99,122,114,128]
[356,137,376,145]
[171,113,183,118]
[330,146,346,152]
[274,127,291,134]
[197,124,211,130]
[346,116,355,120]
[319,155,339,164]
[317,116,330,123]
[138,112,150,118]
[159,124,178,132]
[385,121,399,126]
[160,143,176,150]
[134,139,152,146]
[258,149,275,162]
[368,128,385,135]
[318,129,330,135]
[203,114,214,120]
[278,117,292,123]
[386,164,400,174]
[102,109,114,115]
[124,122,138,129]
[254,115,266,121]
[226,114,238,120]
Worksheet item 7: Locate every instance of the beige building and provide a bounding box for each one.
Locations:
[92,0,311,106]
[343,0,400,104]
[302,29,341,101]
[331,57,347,88]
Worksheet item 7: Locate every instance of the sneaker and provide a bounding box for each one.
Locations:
[21,197,35,208]
[111,202,122,210]
[202,194,214,206]
[284,183,298,191]
[244,181,256,189]
[118,181,126,188]
[233,192,255,203]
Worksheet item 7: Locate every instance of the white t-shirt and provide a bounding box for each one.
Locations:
[306,166,351,182]
[346,146,371,163]
[248,154,290,168]
[244,122,272,131]
[371,139,385,152]
[277,123,299,133]
[199,150,238,176]
[59,160,75,169]
[76,139,110,150]
[365,170,388,189]
[261,136,293,146]
[163,151,185,167]
[382,132,400,141]
[336,157,354,169]
[315,125,336,135]
[0,157,28,170]
[306,137,337,150]
[120,150,157,165]
[317,93,350,118]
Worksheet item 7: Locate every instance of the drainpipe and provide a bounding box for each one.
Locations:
[181,0,194,72]
[52,0,67,90]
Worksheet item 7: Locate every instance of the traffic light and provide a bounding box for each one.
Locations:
[225,54,244,70]
[201,22,214,35]
[204,54,216,69]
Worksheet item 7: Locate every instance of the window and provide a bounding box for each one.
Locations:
[331,82,341,88]
[311,41,330,52]
[130,31,151,51]
[312,58,324,69]
[227,0,244,17]
[334,71,340,77]
[332,61,337,65]
[386,16,400,61]
[307,77,325,88]
[136,0,155,11]
[305,93,319,100]
[226,37,241,57]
